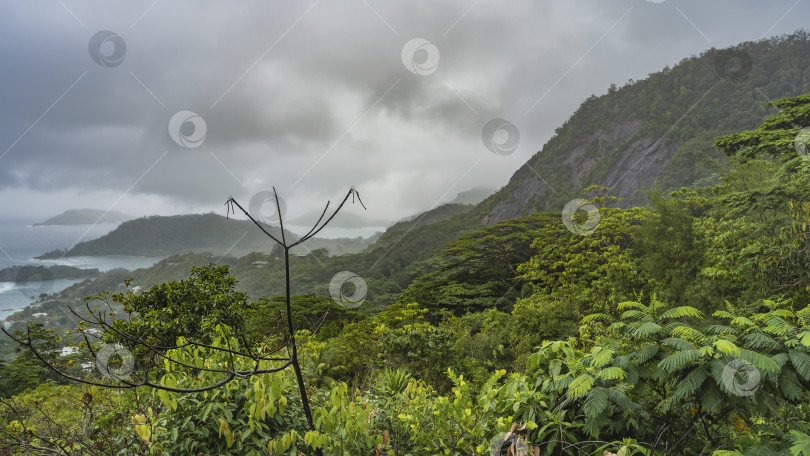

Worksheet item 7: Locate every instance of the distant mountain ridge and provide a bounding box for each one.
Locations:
[475,32,810,224]
[34,209,133,226]
[35,213,376,259]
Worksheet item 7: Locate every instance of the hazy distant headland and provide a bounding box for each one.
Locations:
[35,213,380,259]
[0,264,100,282]
[33,209,134,226]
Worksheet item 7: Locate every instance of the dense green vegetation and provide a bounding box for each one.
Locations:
[3,36,810,455]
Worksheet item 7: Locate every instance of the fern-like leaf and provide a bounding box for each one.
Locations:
[632,344,660,364]
[779,368,806,401]
[660,306,703,320]
[620,309,646,321]
[730,316,755,328]
[704,324,740,336]
[617,301,645,311]
[598,367,627,381]
[583,386,609,418]
[741,331,782,350]
[568,374,595,398]
[629,322,662,338]
[713,310,734,319]
[662,337,697,351]
[714,339,741,356]
[739,349,780,373]
[581,313,613,324]
[789,349,810,380]
[658,349,702,373]
[589,348,615,368]
[671,325,707,344]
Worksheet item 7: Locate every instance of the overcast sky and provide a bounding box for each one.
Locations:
[0,0,807,226]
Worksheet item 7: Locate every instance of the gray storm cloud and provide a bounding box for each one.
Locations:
[0,0,806,223]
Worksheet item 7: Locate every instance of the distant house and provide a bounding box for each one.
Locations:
[31,312,48,318]
[60,346,78,356]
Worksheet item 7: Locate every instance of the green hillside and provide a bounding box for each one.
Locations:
[4,33,810,455]
[477,31,810,223]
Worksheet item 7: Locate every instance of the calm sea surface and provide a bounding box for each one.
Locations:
[0,220,384,319]
[0,220,163,319]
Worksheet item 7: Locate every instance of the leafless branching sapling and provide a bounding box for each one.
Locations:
[2,187,365,437]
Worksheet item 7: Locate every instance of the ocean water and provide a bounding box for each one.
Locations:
[0,220,383,320]
[0,220,163,319]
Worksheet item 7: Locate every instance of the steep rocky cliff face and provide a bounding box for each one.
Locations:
[476,32,810,225]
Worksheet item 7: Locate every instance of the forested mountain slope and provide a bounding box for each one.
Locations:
[477,32,810,224]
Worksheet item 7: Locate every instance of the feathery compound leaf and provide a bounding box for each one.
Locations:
[607,388,635,410]
[713,310,734,319]
[789,430,810,456]
[660,306,703,320]
[589,348,615,368]
[598,367,627,381]
[617,301,645,311]
[632,344,660,364]
[770,309,795,319]
[739,349,780,373]
[568,374,595,398]
[772,352,790,370]
[741,332,782,350]
[704,324,740,336]
[608,322,627,332]
[678,366,709,397]
[699,345,716,357]
[583,386,609,418]
[779,368,806,401]
[629,322,662,338]
[621,309,646,321]
[730,316,756,328]
[799,330,810,347]
[700,380,724,414]
[662,337,697,351]
[659,349,702,373]
[664,367,709,412]
[670,326,707,344]
[582,313,613,324]
[714,339,741,356]
[789,349,810,380]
